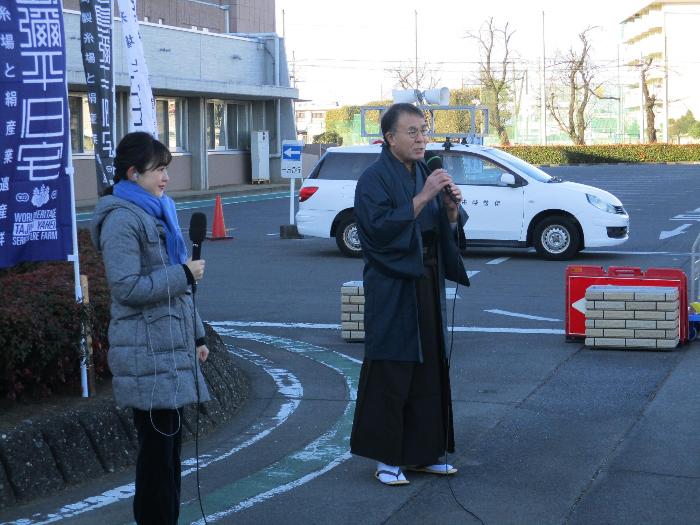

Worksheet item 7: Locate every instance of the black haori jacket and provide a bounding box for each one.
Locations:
[354,147,470,363]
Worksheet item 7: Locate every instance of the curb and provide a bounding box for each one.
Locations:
[0,324,248,510]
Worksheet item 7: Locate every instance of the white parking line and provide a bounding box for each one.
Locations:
[486,257,510,265]
[659,224,692,240]
[210,320,564,335]
[485,309,561,322]
[450,326,564,334]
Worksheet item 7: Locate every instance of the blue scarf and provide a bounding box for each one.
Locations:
[113,181,188,265]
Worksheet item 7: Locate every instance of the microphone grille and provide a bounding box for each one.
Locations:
[424,152,443,172]
[189,212,207,243]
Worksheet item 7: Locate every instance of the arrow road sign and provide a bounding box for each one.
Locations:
[282,144,302,161]
[281,140,303,179]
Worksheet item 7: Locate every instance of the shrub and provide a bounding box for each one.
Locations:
[0,229,111,400]
[502,144,700,165]
[312,130,343,145]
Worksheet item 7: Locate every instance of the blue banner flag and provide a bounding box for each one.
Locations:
[0,0,73,268]
[80,0,115,192]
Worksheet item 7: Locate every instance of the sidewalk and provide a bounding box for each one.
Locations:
[384,343,700,525]
[75,182,292,213]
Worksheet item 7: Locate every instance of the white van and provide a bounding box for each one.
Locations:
[295,143,629,260]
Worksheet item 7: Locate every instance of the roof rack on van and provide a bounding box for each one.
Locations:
[359,104,490,145]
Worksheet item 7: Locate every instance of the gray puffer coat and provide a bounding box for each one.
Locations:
[90,195,210,410]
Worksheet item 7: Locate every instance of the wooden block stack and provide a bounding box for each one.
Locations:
[584,285,679,350]
[341,280,365,342]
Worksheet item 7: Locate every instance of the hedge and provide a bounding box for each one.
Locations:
[0,229,110,400]
[501,144,700,165]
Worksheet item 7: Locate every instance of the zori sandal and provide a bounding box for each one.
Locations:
[374,468,410,486]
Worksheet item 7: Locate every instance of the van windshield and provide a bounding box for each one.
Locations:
[486,148,553,182]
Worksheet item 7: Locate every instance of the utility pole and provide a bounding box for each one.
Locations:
[540,11,547,145]
[639,51,645,143]
[617,44,622,143]
[282,9,285,39]
[415,10,419,90]
[512,61,518,144]
[663,10,669,143]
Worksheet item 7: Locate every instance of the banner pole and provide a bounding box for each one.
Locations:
[67,157,89,398]
[62,0,88,396]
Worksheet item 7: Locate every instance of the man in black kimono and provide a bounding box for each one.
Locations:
[350,103,470,486]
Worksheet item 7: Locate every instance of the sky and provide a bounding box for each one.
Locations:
[275,0,646,106]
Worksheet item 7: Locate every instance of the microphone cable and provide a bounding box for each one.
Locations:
[192,289,208,525]
[443,206,485,525]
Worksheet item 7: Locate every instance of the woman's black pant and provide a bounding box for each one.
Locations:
[132,408,183,525]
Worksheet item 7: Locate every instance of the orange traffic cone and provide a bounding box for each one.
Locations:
[209,195,232,240]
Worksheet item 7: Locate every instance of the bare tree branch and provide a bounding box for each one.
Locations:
[545,27,605,145]
[390,62,441,91]
[639,56,660,143]
[466,18,515,146]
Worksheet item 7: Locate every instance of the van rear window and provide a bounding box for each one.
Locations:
[310,152,379,181]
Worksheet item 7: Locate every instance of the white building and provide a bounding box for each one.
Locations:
[294,102,339,142]
[621,0,700,142]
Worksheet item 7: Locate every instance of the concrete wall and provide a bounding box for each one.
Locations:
[207,153,251,186]
[302,153,320,178]
[63,12,296,98]
[231,0,275,33]
[166,154,193,192]
[73,157,100,201]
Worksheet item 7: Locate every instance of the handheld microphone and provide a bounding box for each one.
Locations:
[424,152,460,205]
[189,212,207,261]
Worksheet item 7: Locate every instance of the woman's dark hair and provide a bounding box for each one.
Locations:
[102,132,172,195]
[380,103,424,146]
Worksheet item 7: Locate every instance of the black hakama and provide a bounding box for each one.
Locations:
[350,241,455,466]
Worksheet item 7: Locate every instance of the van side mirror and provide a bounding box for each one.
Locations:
[500,173,516,186]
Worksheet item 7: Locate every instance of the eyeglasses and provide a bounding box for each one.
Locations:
[396,127,430,139]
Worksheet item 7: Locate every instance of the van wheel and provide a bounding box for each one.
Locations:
[335,216,362,257]
[533,216,580,260]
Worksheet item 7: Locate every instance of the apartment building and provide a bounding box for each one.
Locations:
[621,0,700,142]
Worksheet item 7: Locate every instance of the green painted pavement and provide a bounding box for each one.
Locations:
[178,329,360,524]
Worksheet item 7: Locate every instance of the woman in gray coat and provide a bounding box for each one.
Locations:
[91,132,210,525]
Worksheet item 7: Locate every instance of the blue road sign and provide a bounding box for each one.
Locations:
[282,144,302,161]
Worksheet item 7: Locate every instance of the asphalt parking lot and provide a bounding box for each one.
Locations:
[3,163,700,525]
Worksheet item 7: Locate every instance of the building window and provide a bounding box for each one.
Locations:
[206,100,251,151]
[68,94,94,154]
[156,97,187,151]
[311,112,324,119]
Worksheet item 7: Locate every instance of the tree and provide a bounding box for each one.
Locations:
[432,87,483,136]
[639,55,661,143]
[312,130,343,145]
[546,27,613,145]
[390,62,441,91]
[669,110,696,143]
[466,18,514,146]
[690,121,700,140]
